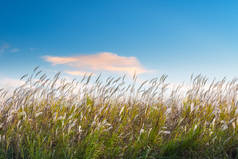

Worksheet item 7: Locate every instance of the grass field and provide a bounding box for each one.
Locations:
[0,68,238,159]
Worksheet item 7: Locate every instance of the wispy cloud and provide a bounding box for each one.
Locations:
[29,48,37,51]
[10,48,20,53]
[0,43,10,53]
[65,70,94,76]
[0,43,19,53]
[43,52,151,76]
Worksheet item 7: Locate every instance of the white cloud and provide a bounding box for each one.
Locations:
[65,70,94,76]
[0,77,24,90]
[43,52,152,76]
[10,48,20,53]
[0,43,19,53]
[0,43,10,53]
[29,48,37,51]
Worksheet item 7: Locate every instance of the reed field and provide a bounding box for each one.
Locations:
[1,68,238,159]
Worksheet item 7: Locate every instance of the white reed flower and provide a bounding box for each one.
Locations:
[222,124,228,131]
[119,105,125,116]
[35,112,43,118]
[78,125,82,134]
[160,130,170,135]
[140,128,145,135]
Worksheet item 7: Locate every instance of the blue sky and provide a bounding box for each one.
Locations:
[1,0,238,88]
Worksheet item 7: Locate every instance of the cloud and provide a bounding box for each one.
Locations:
[0,43,19,53]
[0,77,24,89]
[29,48,37,51]
[0,43,10,53]
[65,70,94,76]
[10,48,20,53]
[43,52,151,76]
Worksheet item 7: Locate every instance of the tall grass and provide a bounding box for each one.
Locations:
[0,68,238,158]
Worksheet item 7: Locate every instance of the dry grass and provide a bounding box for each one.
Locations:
[0,68,238,159]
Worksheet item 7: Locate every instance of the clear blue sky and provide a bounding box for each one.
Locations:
[1,0,238,86]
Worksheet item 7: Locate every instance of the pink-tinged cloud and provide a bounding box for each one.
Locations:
[43,52,150,76]
[65,70,94,76]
